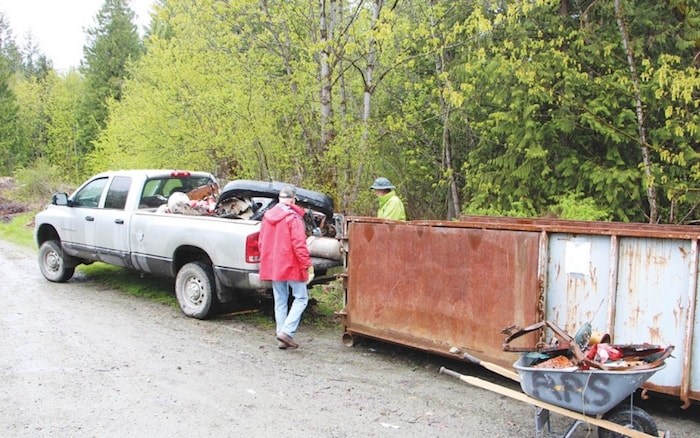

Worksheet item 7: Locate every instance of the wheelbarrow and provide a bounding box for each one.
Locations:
[440,354,669,437]
[441,319,673,436]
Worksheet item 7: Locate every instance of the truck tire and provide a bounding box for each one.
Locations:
[38,240,75,282]
[175,261,215,319]
[598,404,658,437]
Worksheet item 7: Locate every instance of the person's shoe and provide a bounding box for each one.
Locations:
[277,341,288,349]
[276,332,299,349]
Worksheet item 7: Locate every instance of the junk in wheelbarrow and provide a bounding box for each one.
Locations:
[514,356,667,437]
[440,320,673,437]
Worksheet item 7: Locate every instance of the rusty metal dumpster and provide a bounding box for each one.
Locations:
[337,216,700,406]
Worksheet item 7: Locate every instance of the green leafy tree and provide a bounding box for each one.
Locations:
[12,75,47,168]
[77,0,143,176]
[452,0,698,223]
[19,33,52,79]
[0,13,20,173]
[88,0,698,223]
[44,71,85,182]
[0,13,22,72]
[90,0,283,176]
[0,58,19,174]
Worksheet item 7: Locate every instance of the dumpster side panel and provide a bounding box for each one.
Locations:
[546,234,612,335]
[613,238,693,390]
[343,221,540,368]
[546,233,698,391]
[545,234,700,402]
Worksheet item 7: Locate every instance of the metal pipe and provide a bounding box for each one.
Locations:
[680,239,698,408]
[607,234,619,341]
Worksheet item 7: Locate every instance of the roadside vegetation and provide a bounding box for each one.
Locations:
[0,0,697,224]
[0,211,34,247]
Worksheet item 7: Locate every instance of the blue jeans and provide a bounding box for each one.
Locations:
[272,280,308,338]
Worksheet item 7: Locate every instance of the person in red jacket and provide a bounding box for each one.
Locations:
[258,185,314,349]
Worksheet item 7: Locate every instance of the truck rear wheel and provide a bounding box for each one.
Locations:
[38,240,75,282]
[175,261,215,319]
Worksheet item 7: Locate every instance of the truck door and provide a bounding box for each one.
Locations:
[94,176,133,268]
[60,176,109,260]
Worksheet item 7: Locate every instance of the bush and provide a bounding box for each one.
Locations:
[549,192,611,221]
[12,159,66,201]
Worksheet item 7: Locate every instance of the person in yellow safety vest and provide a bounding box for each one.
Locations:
[370,177,406,221]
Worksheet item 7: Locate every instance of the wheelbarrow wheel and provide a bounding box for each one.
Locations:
[598,404,658,438]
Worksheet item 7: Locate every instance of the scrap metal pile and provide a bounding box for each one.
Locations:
[502,320,673,371]
[157,182,343,261]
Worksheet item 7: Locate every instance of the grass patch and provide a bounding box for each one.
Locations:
[77,263,178,307]
[220,280,345,331]
[0,211,36,247]
[220,281,345,331]
[74,263,346,329]
[307,281,345,328]
[232,308,276,328]
[0,210,178,308]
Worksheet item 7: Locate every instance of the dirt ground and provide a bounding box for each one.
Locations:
[0,177,30,222]
[1,238,700,438]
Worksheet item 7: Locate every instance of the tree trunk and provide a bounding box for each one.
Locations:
[614,0,658,223]
[319,0,336,150]
[337,0,347,121]
[346,0,384,211]
[261,0,314,155]
[430,0,460,219]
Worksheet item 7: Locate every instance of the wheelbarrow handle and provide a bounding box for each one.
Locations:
[439,367,461,379]
[458,352,521,382]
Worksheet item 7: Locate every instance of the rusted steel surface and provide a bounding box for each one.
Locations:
[340,218,541,370]
[341,216,700,405]
[536,231,698,407]
[457,215,700,240]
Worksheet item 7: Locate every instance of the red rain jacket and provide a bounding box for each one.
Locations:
[258,203,311,281]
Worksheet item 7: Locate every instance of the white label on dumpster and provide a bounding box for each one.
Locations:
[565,238,591,275]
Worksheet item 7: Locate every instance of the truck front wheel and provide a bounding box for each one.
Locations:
[175,261,215,319]
[38,240,75,282]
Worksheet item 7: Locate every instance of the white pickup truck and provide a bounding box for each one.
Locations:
[34,169,345,319]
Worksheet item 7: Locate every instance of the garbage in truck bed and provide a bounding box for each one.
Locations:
[153,180,344,261]
[153,182,220,215]
[158,191,218,215]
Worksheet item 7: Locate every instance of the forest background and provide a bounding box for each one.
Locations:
[0,0,698,223]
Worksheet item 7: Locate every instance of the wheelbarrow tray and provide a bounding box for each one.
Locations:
[513,356,665,416]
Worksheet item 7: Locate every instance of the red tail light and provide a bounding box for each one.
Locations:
[170,170,191,177]
[246,232,260,263]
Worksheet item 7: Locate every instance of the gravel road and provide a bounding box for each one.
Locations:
[1,239,698,437]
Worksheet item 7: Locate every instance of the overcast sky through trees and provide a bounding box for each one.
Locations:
[0,0,153,71]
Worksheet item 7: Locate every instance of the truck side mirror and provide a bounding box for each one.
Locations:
[52,193,69,206]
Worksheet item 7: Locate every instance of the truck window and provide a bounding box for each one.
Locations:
[163,176,215,196]
[139,175,216,209]
[141,179,162,197]
[72,177,108,208]
[163,179,184,196]
[104,176,131,210]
